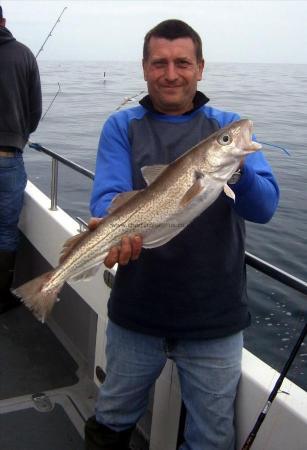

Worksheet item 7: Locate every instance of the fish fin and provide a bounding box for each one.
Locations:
[143,225,185,248]
[59,230,91,264]
[141,164,167,185]
[13,271,61,323]
[69,261,103,282]
[224,184,236,201]
[179,178,205,208]
[107,191,141,214]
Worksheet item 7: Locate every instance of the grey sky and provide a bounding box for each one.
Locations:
[2,0,307,63]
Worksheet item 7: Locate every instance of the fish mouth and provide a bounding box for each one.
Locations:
[245,141,262,151]
[240,119,262,153]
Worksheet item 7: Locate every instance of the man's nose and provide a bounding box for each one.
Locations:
[164,63,178,81]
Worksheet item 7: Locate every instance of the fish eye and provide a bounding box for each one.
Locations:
[217,133,232,146]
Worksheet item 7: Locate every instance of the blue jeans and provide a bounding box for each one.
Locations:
[0,153,27,252]
[96,320,243,450]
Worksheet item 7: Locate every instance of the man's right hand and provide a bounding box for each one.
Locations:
[88,218,143,269]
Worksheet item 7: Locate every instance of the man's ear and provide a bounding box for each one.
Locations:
[142,59,148,82]
[197,58,205,81]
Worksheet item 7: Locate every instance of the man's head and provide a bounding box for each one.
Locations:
[142,19,205,115]
[143,19,203,63]
[0,5,6,27]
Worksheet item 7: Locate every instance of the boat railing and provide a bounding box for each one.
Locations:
[27,141,307,296]
[29,142,94,211]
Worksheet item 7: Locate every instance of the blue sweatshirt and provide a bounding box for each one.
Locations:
[90,94,279,339]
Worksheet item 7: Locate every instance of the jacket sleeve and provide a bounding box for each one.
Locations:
[90,113,133,218]
[231,150,280,223]
[29,56,42,133]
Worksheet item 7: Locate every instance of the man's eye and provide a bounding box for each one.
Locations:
[176,61,190,68]
[152,61,165,68]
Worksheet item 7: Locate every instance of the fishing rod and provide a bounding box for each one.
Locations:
[35,6,67,59]
[241,321,307,450]
[36,7,67,120]
[115,90,145,111]
[41,82,61,121]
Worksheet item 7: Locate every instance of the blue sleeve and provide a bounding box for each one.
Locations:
[231,150,279,223]
[90,113,133,217]
[204,106,280,223]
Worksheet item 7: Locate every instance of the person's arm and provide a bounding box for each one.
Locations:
[214,110,280,223]
[90,113,143,267]
[29,57,42,133]
[231,150,279,223]
[90,113,134,218]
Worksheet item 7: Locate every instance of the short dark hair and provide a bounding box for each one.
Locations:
[143,19,203,62]
[0,6,3,20]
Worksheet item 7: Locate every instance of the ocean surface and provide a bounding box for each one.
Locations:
[26,60,307,390]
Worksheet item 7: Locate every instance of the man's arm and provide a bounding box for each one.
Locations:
[90,113,142,268]
[210,109,279,223]
[29,57,42,133]
[231,150,279,223]
[90,113,133,218]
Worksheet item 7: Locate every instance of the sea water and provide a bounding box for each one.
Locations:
[26,60,307,390]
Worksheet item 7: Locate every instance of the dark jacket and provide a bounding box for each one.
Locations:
[0,26,42,150]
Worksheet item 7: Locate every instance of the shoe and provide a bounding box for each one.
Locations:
[84,415,134,450]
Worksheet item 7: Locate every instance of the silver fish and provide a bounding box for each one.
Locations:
[14,119,261,321]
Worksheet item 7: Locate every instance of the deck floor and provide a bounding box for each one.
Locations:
[0,305,79,400]
[1,404,84,450]
[0,304,148,449]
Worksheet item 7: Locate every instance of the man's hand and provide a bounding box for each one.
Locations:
[88,218,143,269]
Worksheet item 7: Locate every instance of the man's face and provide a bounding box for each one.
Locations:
[142,36,204,115]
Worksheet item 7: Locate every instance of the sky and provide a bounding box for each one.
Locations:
[1,0,307,64]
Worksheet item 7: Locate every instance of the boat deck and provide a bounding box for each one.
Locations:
[0,304,84,449]
[0,304,148,449]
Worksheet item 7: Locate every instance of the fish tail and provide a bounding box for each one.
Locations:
[13,271,62,323]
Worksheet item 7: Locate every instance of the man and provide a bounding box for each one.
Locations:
[85,20,279,450]
[0,5,42,313]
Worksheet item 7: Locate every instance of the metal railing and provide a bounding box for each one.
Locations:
[28,142,307,296]
[245,252,307,295]
[29,142,94,211]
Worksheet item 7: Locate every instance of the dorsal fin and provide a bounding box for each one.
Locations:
[59,230,91,264]
[107,191,141,214]
[141,164,167,185]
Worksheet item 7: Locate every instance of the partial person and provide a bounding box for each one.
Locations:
[0,5,42,313]
[85,19,279,450]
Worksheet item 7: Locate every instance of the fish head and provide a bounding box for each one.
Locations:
[201,119,262,178]
[215,118,261,159]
